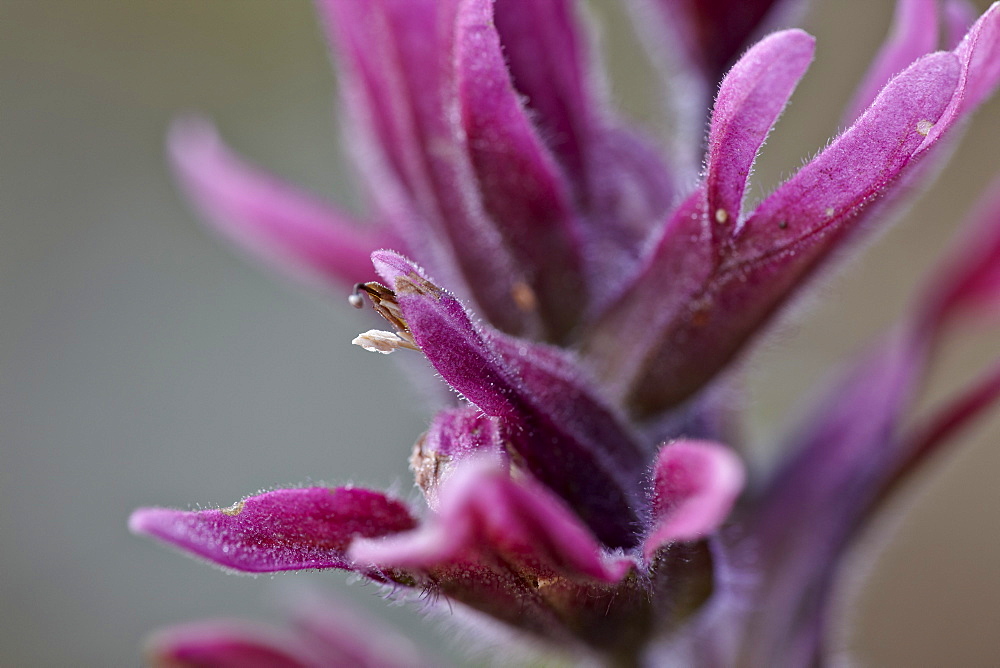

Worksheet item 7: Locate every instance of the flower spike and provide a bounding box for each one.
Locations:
[140,2,1000,665]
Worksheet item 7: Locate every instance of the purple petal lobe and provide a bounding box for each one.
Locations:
[736,51,960,264]
[372,250,646,548]
[455,0,586,341]
[492,0,676,286]
[355,457,646,651]
[591,51,963,418]
[707,29,814,241]
[130,487,416,573]
[316,0,540,338]
[168,117,383,288]
[350,457,632,583]
[843,0,940,122]
[643,440,745,559]
[492,0,591,185]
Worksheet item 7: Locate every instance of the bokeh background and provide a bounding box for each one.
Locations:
[1,1,998,665]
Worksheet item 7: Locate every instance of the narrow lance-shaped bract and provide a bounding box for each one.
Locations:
[134,1,1000,665]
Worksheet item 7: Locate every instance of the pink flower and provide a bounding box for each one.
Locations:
[132,0,1000,664]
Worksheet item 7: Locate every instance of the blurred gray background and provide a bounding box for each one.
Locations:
[1,1,997,665]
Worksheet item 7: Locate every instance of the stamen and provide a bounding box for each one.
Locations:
[352,329,420,354]
[349,281,419,352]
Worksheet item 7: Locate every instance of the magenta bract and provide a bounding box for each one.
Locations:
[136,0,1000,665]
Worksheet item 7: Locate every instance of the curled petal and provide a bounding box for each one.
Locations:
[643,440,745,559]
[130,487,416,573]
[372,250,646,549]
[707,29,815,242]
[350,457,632,583]
[168,117,384,287]
[734,51,960,269]
[843,0,940,122]
[353,458,645,650]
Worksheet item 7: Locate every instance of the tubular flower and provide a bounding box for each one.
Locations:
[133,0,1000,665]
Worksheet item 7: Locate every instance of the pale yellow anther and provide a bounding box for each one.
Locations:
[220,500,246,516]
[352,329,419,354]
[916,119,934,136]
[714,208,729,224]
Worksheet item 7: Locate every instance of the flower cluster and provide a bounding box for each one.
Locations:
[131,0,1000,665]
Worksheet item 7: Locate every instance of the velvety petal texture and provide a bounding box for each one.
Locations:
[705,30,815,251]
[587,7,1000,417]
[491,0,676,293]
[317,0,541,338]
[410,405,509,509]
[491,0,590,187]
[454,0,586,341]
[130,487,416,573]
[643,440,745,559]
[372,250,647,549]
[351,456,632,583]
[352,456,651,655]
[142,1,1000,665]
